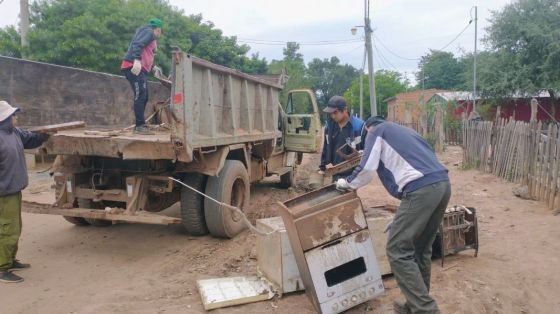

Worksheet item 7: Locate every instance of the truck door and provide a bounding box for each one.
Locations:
[282,89,321,153]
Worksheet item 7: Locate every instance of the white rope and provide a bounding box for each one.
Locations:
[169,177,276,237]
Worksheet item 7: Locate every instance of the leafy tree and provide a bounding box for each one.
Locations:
[283,42,304,64]
[416,50,463,90]
[482,0,560,98]
[269,42,311,106]
[307,56,358,106]
[1,0,266,74]
[344,70,408,118]
[0,26,22,58]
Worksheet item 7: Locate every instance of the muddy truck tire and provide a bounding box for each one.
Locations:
[77,198,113,227]
[204,160,250,238]
[55,174,90,226]
[180,173,209,236]
[63,216,90,226]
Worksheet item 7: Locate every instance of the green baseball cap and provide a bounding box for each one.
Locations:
[149,18,163,28]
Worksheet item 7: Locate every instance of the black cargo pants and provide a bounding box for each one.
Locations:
[123,68,149,127]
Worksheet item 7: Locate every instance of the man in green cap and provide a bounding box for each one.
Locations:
[0,100,50,283]
[121,18,163,135]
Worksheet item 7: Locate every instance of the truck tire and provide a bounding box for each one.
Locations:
[77,198,113,227]
[63,216,90,226]
[279,168,296,189]
[204,160,250,238]
[180,173,209,236]
[55,175,90,226]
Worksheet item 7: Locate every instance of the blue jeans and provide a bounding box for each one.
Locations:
[123,69,148,127]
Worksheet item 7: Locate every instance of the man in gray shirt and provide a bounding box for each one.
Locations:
[0,101,49,283]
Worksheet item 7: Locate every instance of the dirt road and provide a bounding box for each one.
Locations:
[2,146,559,313]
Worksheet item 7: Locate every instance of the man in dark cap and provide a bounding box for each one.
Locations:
[0,101,49,283]
[121,18,163,135]
[337,116,450,314]
[319,95,364,180]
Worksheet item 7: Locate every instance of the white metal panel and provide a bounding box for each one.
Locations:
[197,276,274,310]
[304,230,383,305]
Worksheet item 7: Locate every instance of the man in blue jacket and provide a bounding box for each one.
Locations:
[121,18,163,135]
[337,116,451,314]
[320,95,364,180]
[0,101,49,283]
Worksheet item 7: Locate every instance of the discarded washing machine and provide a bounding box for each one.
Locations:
[278,184,384,314]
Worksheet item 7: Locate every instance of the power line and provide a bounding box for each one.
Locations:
[372,33,419,61]
[438,20,473,51]
[238,37,360,44]
[237,37,363,46]
[372,19,473,62]
[373,42,399,71]
[338,44,365,57]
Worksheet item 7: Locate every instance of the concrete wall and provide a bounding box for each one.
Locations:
[0,56,169,127]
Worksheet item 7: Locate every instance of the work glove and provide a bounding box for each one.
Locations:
[152,65,163,77]
[336,178,352,191]
[384,219,393,233]
[131,59,142,76]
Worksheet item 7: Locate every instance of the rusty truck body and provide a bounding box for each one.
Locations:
[22,50,322,238]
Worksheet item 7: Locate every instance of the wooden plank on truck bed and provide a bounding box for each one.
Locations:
[28,121,86,133]
[21,201,181,225]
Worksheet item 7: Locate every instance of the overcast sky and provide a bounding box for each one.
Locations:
[0,0,513,79]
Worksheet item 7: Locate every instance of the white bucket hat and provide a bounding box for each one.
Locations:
[0,100,20,122]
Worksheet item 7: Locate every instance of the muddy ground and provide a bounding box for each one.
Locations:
[1,146,559,314]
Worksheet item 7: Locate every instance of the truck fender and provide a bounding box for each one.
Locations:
[176,144,249,177]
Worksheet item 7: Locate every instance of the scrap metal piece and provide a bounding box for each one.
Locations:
[197,276,275,310]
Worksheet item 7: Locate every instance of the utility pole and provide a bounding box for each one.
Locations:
[359,48,366,119]
[473,6,478,112]
[364,0,377,116]
[20,0,30,54]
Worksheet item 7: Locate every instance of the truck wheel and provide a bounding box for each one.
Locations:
[180,173,209,236]
[63,216,90,226]
[279,168,296,189]
[55,175,89,226]
[204,160,250,238]
[77,198,113,227]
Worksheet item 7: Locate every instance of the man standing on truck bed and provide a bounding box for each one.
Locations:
[337,116,451,314]
[319,95,364,181]
[0,101,49,283]
[121,18,163,135]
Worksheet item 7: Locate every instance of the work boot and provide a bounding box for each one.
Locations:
[134,125,155,135]
[0,271,24,283]
[10,260,31,271]
[393,299,411,314]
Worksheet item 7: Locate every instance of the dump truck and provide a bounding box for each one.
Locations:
[22,49,322,238]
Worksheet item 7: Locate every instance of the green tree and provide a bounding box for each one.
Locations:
[0,26,22,58]
[307,56,358,106]
[0,0,266,74]
[416,50,463,90]
[269,42,311,106]
[482,0,560,98]
[344,70,408,118]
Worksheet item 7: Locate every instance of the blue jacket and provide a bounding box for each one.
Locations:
[0,118,46,196]
[346,121,448,199]
[320,116,364,172]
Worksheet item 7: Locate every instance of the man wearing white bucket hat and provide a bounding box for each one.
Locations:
[0,100,49,283]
